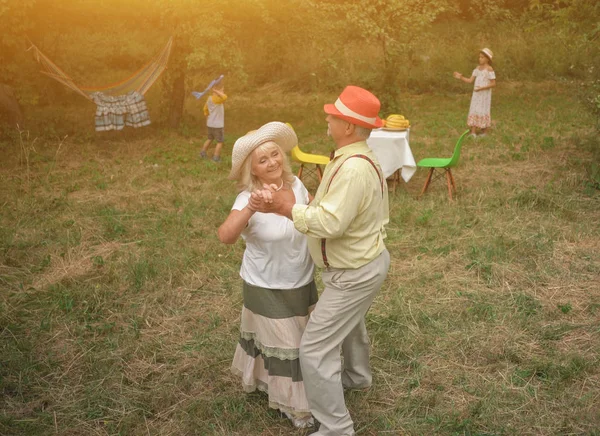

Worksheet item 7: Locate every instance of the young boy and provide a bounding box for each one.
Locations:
[200,84,227,162]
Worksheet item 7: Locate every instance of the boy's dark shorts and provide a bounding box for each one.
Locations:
[207,127,224,143]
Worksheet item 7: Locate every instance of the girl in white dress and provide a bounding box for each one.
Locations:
[453,48,496,137]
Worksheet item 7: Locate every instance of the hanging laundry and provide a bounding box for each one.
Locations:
[92,91,151,132]
[27,37,172,132]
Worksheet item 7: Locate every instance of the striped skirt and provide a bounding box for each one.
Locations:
[231,280,318,419]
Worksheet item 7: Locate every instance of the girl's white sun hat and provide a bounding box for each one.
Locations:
[481,48,493,60]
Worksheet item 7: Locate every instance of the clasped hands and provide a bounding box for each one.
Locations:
[247,183,294,216]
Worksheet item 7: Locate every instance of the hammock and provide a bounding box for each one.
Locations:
[27,37,173,102]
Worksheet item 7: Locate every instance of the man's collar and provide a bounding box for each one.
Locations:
[332,140,369,159]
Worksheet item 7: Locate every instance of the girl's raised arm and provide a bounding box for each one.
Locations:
[454,71,475,84]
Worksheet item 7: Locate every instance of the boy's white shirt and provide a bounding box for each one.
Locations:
[206,93,226,128]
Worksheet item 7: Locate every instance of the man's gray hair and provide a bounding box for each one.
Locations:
[354,125,372,140]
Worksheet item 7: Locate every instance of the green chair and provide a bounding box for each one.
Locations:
[417,130,470,200]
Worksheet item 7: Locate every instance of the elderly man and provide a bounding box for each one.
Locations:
[249,85,390,436]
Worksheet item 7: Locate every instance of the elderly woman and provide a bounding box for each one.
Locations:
[217,122,316,428]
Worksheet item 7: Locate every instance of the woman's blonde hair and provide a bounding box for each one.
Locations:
[237,141,295,192]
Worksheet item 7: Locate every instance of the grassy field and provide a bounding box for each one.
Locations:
[1,82,599,435]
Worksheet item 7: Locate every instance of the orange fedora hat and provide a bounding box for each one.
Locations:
[324,85,384,129]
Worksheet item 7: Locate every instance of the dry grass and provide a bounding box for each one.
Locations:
[1,82,599,435]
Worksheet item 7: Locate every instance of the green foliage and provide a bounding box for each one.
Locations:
[514,293,541,317]
[580,78,600,130]
[454,0,524,20]
[530,0,600,34]
[557,302,572,314]
[1,0,599,130]
[306,0,454,90]
[0,0,38,104]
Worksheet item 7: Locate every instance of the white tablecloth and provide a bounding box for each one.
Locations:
[366,129,416,182]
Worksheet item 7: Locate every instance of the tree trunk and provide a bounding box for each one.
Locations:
[168,70,185,129]
[0,84,24,129]
[382,36,387,72]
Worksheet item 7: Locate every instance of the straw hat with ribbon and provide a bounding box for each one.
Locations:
[323,85,384,129]
[481,48,493,61]
[228,121,297,180]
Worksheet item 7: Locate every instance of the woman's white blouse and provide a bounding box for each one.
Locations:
[232,176,315,289]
